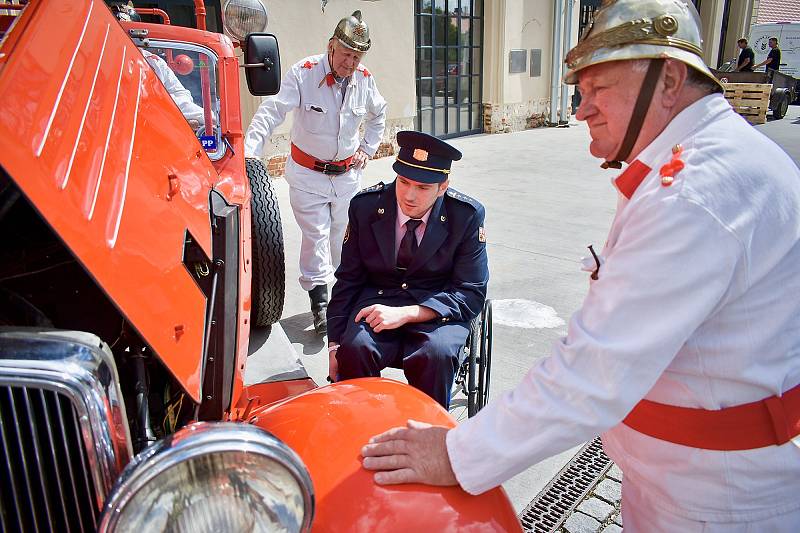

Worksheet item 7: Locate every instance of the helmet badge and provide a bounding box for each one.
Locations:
[653,15,679,37]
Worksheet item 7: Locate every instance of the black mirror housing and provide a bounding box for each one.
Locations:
[244,33,281,96]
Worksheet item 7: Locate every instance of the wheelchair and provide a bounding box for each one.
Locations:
[452,299,493,418]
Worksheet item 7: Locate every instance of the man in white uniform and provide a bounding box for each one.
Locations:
[360,0,800,530]
[245,11,387,334]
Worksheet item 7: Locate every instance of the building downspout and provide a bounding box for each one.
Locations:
[549,0,564,126]
[558,0,575,124]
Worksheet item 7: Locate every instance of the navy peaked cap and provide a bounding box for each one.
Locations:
[392,131,462,184]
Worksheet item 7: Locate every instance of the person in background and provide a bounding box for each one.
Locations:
[110,2,205,128]
[735,38,754,72]
[244,11,387,335]
[754,37,781,76]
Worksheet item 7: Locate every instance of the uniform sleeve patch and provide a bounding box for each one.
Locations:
[301,60,318,69]
[478,227,486,242]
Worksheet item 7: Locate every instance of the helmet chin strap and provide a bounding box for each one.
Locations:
[328,47,339,79]
[602,59,665,170]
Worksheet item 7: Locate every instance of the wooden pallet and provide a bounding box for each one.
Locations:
[722,82,772,125]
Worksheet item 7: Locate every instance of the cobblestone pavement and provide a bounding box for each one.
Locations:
[561,463,623,533]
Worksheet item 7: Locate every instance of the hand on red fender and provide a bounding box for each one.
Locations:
[361,420,458,486]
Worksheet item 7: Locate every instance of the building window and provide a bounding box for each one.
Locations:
[415,0,483,138]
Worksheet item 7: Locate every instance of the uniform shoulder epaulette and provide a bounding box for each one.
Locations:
[355,181,385,197]
[357,66,371,77]
[301,60,319,70]
[446,188,480,209]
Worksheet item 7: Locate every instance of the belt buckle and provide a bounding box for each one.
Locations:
[321,161,345,175]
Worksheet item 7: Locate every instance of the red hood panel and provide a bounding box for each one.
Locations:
[0,0,218,401]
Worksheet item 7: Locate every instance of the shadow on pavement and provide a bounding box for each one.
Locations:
[281,312,326,355]
[248,325,272,356]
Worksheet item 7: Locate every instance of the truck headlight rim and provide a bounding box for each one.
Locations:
[222,0,269,42]
[98,421,314,532]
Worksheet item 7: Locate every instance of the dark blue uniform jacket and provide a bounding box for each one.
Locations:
[327,181,489,343]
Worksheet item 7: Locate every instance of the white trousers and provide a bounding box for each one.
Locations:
[286,167,360,292]
[621,477,800,532]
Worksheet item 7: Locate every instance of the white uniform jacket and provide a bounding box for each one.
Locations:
[447,94,800,523]
[142,50,205,125]
[244,54,387,194]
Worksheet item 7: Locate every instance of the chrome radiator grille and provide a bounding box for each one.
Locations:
[0,330,132,533]
[1,384,99,532]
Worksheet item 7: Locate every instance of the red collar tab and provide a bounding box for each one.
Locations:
[357,66,370,77]
[324,72,336,86]
[614,160,652,199]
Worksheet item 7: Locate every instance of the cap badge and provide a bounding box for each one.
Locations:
[413,148,429,162]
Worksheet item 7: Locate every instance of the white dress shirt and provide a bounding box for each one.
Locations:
[447,94,800,523]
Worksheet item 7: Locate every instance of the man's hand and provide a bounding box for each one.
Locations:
[352,148,370,170]
[361,420,458,486]
[355,304,413,332]
[327,342,339,383]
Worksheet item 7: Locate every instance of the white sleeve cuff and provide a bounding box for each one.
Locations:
[446,422,493,495]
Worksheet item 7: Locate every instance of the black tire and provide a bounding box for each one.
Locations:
[773,94,789,120]
[246,158,285,326]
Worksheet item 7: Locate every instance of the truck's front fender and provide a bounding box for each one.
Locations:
[252,378,521,532]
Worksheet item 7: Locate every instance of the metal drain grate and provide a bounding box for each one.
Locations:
[519,437,612,532]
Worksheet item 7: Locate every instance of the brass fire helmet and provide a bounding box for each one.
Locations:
[333,10,371,52]
[563,0,722,90]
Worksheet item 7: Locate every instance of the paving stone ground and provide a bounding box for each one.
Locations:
[560,464,623,533]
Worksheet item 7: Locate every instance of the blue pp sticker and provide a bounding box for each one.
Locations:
[200,135,217,151]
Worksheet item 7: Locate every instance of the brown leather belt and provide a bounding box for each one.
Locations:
[623,381,800,451]
[291,143,354,175]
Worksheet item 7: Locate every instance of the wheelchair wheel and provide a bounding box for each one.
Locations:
[467,299,493,417]
[477,300,492,410]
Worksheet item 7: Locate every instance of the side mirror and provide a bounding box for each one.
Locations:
[243,33,281,96]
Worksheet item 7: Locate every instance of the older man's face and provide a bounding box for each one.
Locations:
[575,61,645,161]
[329,39,365,77]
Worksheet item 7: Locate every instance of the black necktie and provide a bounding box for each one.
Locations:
[397,219,422,270]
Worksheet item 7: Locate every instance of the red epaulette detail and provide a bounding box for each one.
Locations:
[301,61,318,70]
[358,67,371,77]
[660,144,685,187]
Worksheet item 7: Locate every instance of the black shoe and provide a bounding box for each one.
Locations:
[309,285,328,335]
[313,308,327,335]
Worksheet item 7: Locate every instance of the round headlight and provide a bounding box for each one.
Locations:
[99,422,314,533]
[223,0,268,42]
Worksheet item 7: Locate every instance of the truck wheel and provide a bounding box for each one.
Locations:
[773,94,789,120]
[247,158,285,326]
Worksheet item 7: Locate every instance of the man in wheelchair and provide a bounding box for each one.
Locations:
[326,131,488,408]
